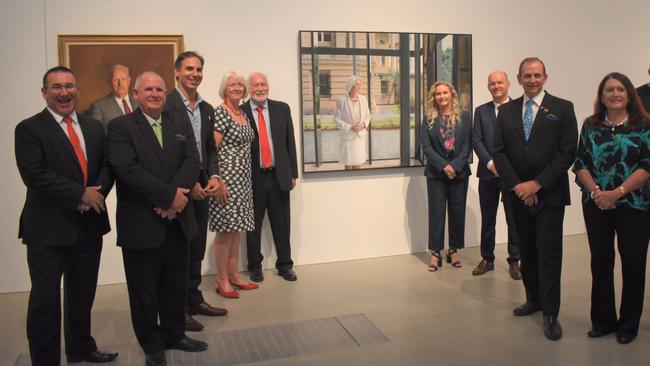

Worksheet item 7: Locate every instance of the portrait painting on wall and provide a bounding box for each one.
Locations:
[58,35,184,112]
[299,31,472,173]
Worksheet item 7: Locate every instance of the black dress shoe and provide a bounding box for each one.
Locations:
[278,269,298,281]
[145,350,166,366]
[617,334,636,344]
[166,336,208,352]
[67,349,119,363]
[189,302,228,317]
[513,302,541,316]
[508,262,522,280]
[587,328,616,338]
[250,269,264,282]
[185,312,204,332]
[543,315,563,340]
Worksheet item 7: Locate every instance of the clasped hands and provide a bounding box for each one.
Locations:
[77,186,106,213]
[350,122,366,133]
[443,165,457,180]
[591,187,617,210]
[513,180,541,207]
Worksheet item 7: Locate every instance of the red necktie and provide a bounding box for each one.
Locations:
[256,106,272,168]
[63,116,88,185]
[122,98,132,113]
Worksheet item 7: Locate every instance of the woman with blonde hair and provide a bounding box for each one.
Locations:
[208,71,258,298]
[334,75,372,169]
[420,81,472,271]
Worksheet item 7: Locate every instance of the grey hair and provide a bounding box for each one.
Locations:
[345,75,361,94]
[218,71,247,100]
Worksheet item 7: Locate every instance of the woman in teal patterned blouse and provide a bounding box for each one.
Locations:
[573,72,650,344]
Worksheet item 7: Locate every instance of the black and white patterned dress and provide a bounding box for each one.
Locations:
[208,105,255,232]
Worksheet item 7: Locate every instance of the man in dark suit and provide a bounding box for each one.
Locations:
[493,57,578,340]
[164,51,227,332]
[107,71,206,366]
[86,64,136,131]
[15,66,118,365]
[472,70,521,280]
[241,72,299,282]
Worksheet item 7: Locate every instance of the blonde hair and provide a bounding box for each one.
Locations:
[425,81,460,129]
[218,71,247,100]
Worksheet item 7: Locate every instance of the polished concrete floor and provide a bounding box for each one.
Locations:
[1,234,648,365]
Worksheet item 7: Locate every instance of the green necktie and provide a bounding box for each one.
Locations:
[153,120,163,147]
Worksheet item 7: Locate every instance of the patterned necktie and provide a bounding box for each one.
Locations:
[523,99,534,140]
[256,106,273,168]
[122,98,132,113]
[63,116,88,185]
[153,120,163,147]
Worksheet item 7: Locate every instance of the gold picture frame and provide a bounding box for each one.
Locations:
[58,35,184,111]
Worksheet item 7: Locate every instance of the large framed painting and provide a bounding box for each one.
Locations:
[58,35,184,112]
[299,31,472,173]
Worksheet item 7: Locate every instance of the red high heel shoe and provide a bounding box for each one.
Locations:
[230,281,259,290]
[215,283,239,299]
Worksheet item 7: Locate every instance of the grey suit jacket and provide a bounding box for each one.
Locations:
[85,93,137,131]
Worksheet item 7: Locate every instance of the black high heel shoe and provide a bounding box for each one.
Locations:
[428,251,442,272]
[446,249,462,268]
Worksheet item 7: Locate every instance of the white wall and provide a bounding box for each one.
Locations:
[1,0,648,293]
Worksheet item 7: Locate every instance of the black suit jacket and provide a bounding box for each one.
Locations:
[493,92,578,207]
[472,99,510,180]
[106,109,200,249]
[163,89,218,185]
[15,109,113,246]
[421,110,473,180]
[241,99,298,191]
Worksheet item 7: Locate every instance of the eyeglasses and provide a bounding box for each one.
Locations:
[47,83,78,92]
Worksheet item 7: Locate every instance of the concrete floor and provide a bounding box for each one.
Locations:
[1,234,648,366]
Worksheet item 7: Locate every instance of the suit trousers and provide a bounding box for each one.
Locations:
[583,201,650,336]
[508,195,565,316]
[187,195,208,307]
[26,232,101,366]
[426,177,469,253]
[122,221,188,354]
[478,177,520,263]
[246,170,293,272]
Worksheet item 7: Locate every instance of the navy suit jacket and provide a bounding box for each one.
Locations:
[107,109,200,249]
[472,99,511,180]
[15,109,113,246]
[493,92,578,207]
[241,99,298,192]
[163,89,218,185]
[421,110,473,180]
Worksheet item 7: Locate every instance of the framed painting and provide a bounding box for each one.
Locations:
[58,35,184,111]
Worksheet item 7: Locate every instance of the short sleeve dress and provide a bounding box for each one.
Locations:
[208,105,255,232]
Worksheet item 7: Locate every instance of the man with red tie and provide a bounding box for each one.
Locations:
[241,72,299,282]
[15,66,118,365]
[86,64,136,132]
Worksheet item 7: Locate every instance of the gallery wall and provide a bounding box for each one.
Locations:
[1,0,648,293]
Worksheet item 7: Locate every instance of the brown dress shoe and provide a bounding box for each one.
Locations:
[185,312,203,332]
[508,262,522,280]
[472,259,494,276]
[188,302,228,317]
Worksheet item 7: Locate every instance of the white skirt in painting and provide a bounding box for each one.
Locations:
[339,133,368,165]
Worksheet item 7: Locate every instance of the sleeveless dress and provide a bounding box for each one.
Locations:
[208,105,255,232]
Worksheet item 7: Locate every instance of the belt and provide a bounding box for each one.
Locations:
[260,167,275,174]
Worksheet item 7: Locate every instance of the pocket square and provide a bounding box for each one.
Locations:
[174,133,187,140]
[545,113,559,120]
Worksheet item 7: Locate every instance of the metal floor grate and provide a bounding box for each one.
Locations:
[15,313,389,365]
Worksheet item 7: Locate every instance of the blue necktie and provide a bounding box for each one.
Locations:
[523,99,534,140]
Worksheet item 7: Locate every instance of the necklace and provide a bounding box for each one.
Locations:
[223,103,242,117]
[604,114,628,131]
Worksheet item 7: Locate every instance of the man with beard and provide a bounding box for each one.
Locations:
[493,57,578,340]
[241,72,298,283]
[107,71,206,366]
[15,66,118,365]
[164,51,228,332]
[86,64,136,131]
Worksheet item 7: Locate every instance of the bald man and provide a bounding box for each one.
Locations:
[472,70,521,279]
[86,64,136,131]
